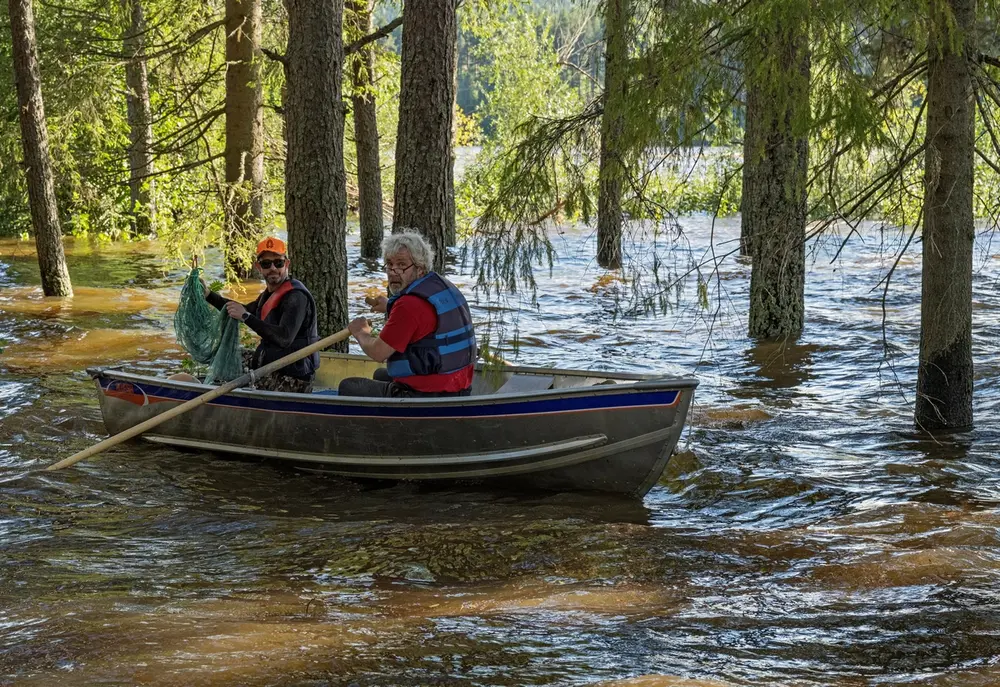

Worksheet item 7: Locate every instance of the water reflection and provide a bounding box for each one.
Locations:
[729,339,817,408]
[0,237,172,289]
[881,430,994,508]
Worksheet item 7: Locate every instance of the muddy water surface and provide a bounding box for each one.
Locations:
[2,223,1000,686]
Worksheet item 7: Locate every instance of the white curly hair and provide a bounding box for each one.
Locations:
[382,230,435,272]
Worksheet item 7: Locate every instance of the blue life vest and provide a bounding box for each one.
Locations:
[385,272,475,378]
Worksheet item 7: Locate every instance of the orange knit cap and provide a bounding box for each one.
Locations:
[256,237,287,257]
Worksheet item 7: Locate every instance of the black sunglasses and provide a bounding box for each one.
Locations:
[258,259,286,269]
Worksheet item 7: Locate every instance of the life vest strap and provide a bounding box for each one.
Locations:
[259,280,295,320]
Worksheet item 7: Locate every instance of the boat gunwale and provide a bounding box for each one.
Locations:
[319,350,674,382]
[87,367,698,408]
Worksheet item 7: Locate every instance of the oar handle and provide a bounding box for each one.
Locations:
[47,325,355,471]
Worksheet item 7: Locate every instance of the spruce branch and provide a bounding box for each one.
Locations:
[261,47,286,65]
[344,16,403,55]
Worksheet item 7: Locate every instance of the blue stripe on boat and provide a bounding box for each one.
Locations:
[98,378,680,418]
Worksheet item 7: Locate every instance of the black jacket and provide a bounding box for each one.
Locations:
[207,279,320,380]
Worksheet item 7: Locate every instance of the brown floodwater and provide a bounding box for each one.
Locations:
[2,223,1000,686]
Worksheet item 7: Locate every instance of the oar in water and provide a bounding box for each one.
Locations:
[46,325,356,472]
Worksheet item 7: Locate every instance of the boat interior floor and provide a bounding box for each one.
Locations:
[249,353,646,397]
[310,371,630,396]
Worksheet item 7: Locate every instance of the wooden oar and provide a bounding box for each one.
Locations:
[46,326,354,471]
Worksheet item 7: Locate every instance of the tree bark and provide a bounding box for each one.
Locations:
[446,15,458,248]
[285,0,348,348]
[347,0,384,259]
[225,0,265,278]
[915,0,976,431]
[596,0,628,269]
[9,0,73,297]
[392,0,455,271]
[745,6,809,340]
[122,0,155,236]
[739,76,760,257]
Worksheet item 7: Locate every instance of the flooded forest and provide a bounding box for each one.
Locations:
[2,0,1000,685]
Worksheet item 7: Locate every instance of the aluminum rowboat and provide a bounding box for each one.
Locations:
[89,352,697,496]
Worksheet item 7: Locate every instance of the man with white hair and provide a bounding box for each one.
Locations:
[339,230,475,397]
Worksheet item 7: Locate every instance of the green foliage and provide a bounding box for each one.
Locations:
[180,355,202,374]
[342,23,400,224]
[456,0,602,122]
[625,151,743,219]
[456,1,590,296]
[459,0,745,306]
[7,0,1000,318]
[459,0,1000,318]
[697,275,709,310]
[0,0,229,245]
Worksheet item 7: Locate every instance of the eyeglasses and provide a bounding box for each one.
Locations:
[258,259,286,269]
[382,262,414,275]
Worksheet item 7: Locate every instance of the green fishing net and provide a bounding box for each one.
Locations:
[173,267,244,384]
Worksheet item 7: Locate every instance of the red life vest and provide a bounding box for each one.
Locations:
[259,280,295,320]
[250,278,320,380]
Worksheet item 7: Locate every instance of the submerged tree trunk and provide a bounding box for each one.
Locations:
[9,0,73,297]
[122,0,154,236]
[392,0,455,271]
[745,5,809,340]
[348,0,384,259]
[285,0,348,348]
[224,0,264,278]
[915,0,976,431]
[596,0,628,269]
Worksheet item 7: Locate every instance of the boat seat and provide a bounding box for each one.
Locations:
[494,374,554,395]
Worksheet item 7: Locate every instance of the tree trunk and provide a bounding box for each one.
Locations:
[9,0,72,297]
[745,6,809,340]
[122,0,155,236]
[392,0,455,271]
[596,0,627,269]
[224,0,265,278]
[915,0,976,431]
[446,18,458,248]
[348,0,384,259]
[285,0,348,348]
[739,76,760,258]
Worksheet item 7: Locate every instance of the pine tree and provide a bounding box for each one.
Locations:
[392,0,457,271]
[285,0,348,343]
[224,0,265,278]
[9,0,73,297]
[915,0,976,430]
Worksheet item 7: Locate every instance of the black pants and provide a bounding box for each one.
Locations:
[338,375,471,398]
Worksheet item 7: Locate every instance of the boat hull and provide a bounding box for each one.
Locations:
[91,368,696,496]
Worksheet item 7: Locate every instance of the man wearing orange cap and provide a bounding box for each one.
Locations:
[202,237,320,393]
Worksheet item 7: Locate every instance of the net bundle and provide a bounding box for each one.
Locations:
[173,267,244,384]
